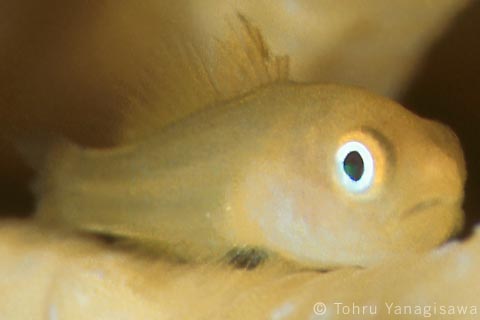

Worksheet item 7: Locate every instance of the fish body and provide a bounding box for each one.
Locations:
[33,82,465,268]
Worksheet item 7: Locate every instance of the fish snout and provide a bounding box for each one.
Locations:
[400,120,466,230]
[393,122,466,248]
[420,143,465,205]
[423,119,466,186]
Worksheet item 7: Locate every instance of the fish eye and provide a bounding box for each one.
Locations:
[335,141,375,193]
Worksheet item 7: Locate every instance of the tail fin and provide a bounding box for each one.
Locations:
[14,134,69,172]
[13,134,83,211]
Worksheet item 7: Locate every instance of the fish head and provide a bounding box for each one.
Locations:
[229,84,466,268]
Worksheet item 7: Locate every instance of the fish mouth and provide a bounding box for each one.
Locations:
[402,198,444,219]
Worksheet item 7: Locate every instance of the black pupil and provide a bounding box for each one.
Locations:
[343,151,364,182]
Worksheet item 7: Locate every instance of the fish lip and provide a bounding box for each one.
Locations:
[402,198,444,219]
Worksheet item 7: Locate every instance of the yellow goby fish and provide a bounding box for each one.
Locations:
[27,17,466,269]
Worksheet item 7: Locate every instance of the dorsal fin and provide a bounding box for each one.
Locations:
[118,14,289,143]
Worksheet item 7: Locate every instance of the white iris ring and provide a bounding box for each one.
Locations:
[335,141,375,193]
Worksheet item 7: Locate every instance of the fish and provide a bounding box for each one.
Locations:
[22,16,466,269]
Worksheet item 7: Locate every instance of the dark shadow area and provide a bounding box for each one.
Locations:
[0,1,124,217]
[401,1,480,236]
